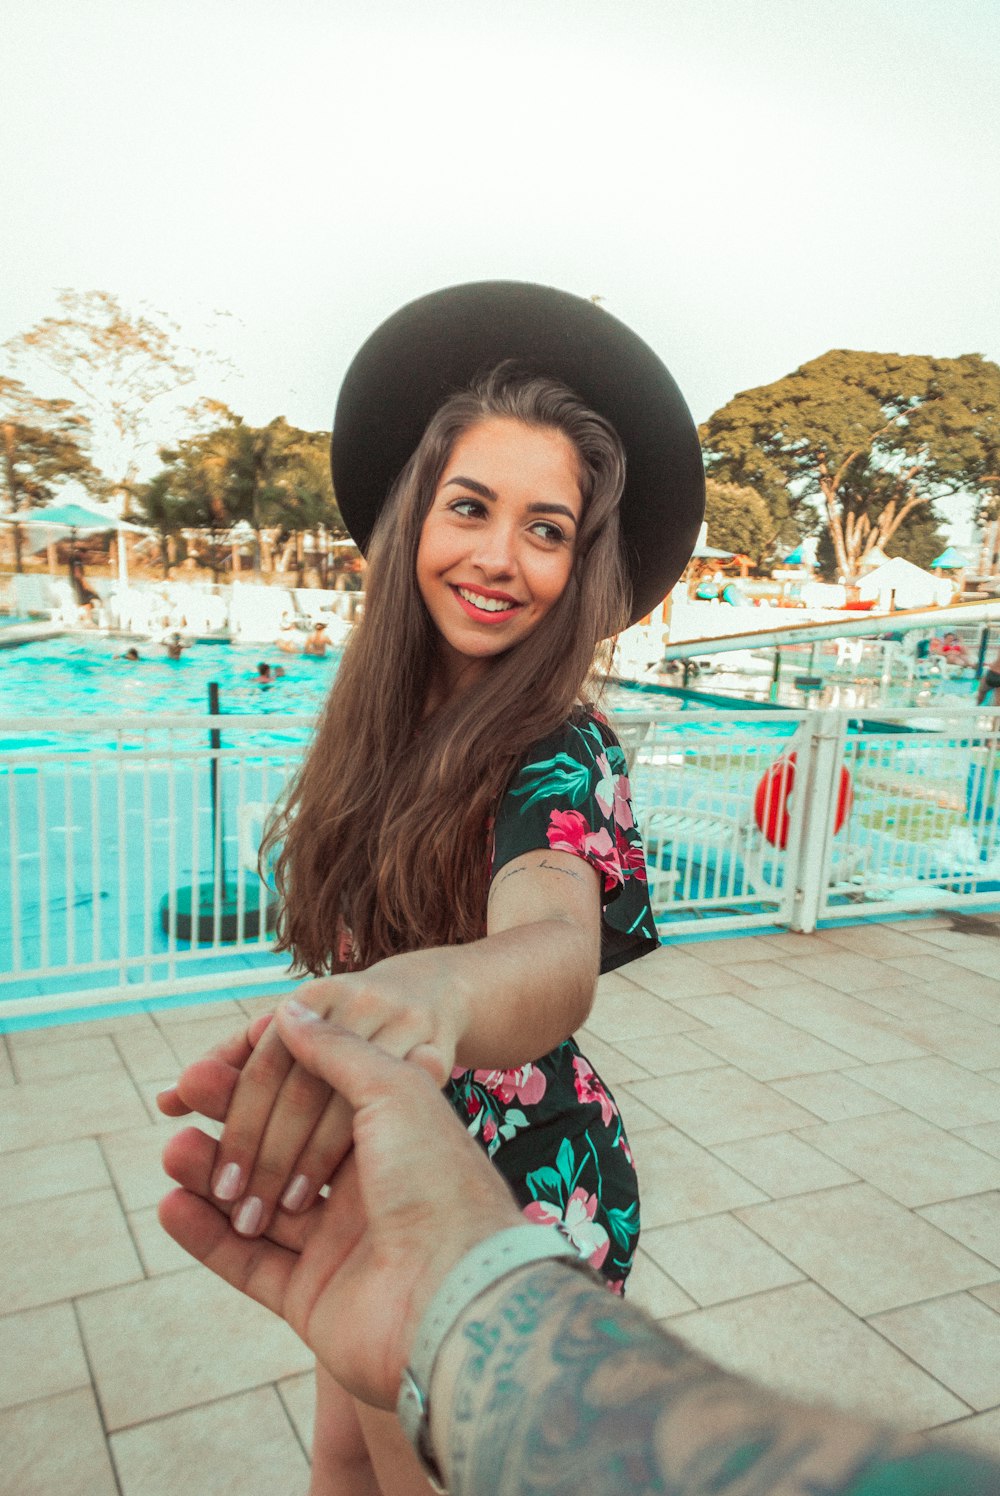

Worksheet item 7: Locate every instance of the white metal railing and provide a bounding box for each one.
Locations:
[3,706,1000,1021]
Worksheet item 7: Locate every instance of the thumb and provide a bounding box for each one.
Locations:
[274,999,440,1111]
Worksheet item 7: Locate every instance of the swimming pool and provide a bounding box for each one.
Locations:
[0,634,797,738]
[0,634,343,721]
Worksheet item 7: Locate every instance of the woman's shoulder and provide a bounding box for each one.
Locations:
[520,705,625,772]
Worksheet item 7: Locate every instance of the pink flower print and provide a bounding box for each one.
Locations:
[469,1064,547,1107]
[482,1118,498,1145]
[612,772,635,832]
[522,1188,610,1270]
[546,808,591,857]
[547,810,624,892]
[604,1278,625,1296]
[572,1055,618,1127]
[614,822,647,883]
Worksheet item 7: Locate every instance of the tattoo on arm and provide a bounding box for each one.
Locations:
[440,1265,1000,1496]
[489,858,583,902]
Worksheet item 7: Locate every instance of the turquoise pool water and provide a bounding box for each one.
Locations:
[0,634,342,721]
[0,634,793,733]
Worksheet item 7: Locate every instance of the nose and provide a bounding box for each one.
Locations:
[470,520,517,578]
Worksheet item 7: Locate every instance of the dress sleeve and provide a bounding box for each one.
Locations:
[491,712,659,973]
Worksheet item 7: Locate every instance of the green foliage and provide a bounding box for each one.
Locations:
[703,480,776,565]
[0,376,103,570]
[144,411,342,578]
[699,350,1000,580]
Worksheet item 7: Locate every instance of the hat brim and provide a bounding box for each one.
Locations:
[331,281,704,624]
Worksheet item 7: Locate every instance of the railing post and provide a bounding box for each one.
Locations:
[790,710,846,932]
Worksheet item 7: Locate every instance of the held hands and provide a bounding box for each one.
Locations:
[159,1004,519,1407]
[157,954,468,1239]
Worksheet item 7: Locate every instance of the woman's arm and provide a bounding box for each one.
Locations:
[159,847,601,1237]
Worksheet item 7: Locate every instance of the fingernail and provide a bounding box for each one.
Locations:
[232,1196,263,1236]
[281,1174,310,1212]
[283,998,321,1023]
[214,1163,243,1201]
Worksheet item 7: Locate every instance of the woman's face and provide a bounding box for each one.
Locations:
[416,416,583,693]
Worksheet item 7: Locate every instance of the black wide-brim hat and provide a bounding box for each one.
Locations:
[331,281,705,624]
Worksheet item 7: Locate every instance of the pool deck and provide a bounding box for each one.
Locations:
[2,917,1000,1492]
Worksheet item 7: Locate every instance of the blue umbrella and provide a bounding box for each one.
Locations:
[6,502,149,583]
[930,545,968,570]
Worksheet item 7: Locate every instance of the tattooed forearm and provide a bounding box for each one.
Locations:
[431,1264,1000,1496]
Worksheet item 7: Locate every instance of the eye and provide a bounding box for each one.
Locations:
[529,520,569,545]
[448,497,487,520]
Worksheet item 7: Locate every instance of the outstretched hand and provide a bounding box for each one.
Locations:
[158,1001,518,1409]
[157,960,466,1241]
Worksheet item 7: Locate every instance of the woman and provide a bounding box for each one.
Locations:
[160,282,704,1494]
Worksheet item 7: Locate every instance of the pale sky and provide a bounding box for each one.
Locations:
[2,0,997,535]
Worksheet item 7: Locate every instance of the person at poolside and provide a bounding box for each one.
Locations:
[160,1003,1000,1496]
[977,648,1000,706]
[118,646,140,662]
[163,631,188,660]
[941,631,971,670]
[255,661,285,686]
[157,281,704,1496]
[277,619,305,653]
[302,619,331,656]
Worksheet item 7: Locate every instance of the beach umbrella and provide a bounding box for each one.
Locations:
[6,501,150,584]
[692,543,734,560]
[930,545,968,570]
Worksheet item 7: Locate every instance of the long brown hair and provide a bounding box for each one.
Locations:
[266,365,630,973]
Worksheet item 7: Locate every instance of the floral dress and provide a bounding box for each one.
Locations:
[444,708,658,1291]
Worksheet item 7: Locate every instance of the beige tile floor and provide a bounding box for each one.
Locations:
[2,917,1000,1492]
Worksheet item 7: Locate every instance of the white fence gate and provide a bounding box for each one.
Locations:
[3,706,999,1022]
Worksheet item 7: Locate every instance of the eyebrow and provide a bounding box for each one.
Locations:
[443,476,579,526]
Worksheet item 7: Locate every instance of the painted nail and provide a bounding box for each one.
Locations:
[214,1162,243,1201]
[233,1196,263,1236]
[281,1174,310,1212]
[283,998,321,1023]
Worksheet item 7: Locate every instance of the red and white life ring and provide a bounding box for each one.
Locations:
[753,753,853,850]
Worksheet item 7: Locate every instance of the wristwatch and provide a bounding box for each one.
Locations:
[396,1224,585,1491]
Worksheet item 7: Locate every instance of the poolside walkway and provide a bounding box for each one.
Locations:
[2,917,1000,1493]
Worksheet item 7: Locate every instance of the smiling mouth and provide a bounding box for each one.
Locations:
[451,585,523,620]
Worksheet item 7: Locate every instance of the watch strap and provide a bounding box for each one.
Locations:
[397,1224,582,1488]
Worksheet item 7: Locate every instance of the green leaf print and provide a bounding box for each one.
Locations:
[526,1166,565,1203]
[512,753,592,809]
[605,1202,640,1248]
[556,1137,576,1187]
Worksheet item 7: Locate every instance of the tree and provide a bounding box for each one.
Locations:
[2,290,226,516]
[263,426,343,585]
[815,505,948,578]
[703,479,777,567]
[0,376,102,571]
[700,351,1000,582]
[132,470,203,578]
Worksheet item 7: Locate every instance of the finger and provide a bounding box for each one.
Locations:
[157,1012,273,1120]
[167,1057,241,1124]
[231,1060,335,1233]
[209,1023,296,1210]
[162,1125,315,1255]
[276,1014,436,1215]
[276,1091,356,1214]
[275,1002,445,1114]
[274,1004,518,1231]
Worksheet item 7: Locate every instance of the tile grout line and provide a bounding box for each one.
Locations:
[70,1296,126,1496]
